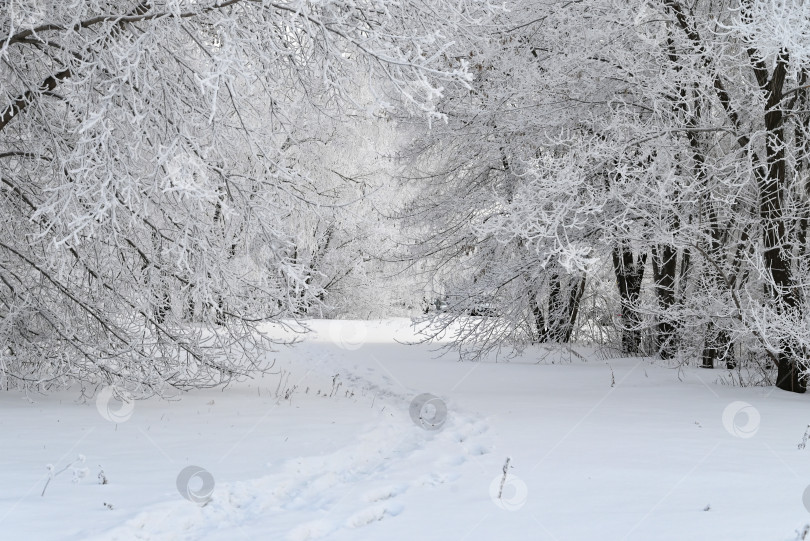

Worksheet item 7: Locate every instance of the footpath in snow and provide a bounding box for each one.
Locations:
[1,319,809,540]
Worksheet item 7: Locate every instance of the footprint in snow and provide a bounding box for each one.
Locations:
[363,483,408,503]
[466,443,491,456]
[345,502,404,528]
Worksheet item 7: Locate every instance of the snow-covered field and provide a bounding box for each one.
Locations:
[2,319,809,540]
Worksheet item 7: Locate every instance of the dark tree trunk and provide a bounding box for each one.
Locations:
[185,284,196,321]
[546,271,563,342]
[777,341,805,393]
[531,271,586,344]
[529,290,547,343]
[651,244,678,359]
[760,53,806,392]
[560,273,587,343]
[547,272,586,343]
[212,197,226,326]
[702,323,735,369]
[795,69,809,271]
[155,288,171,325]
[677,248,690,301]
[781,71,810,391]
[699,200,735,369]
[146,229,171,325]
[612,244,647,354]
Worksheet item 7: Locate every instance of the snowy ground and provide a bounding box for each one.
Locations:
[2,319,809,540]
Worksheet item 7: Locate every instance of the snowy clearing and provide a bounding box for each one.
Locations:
[2,319,809,540]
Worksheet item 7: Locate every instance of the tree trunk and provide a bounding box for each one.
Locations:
[546,271,563,342]
[612,244,647,354]
[531,271,586,344]
[529,289,547,343]
[699,201,735,369]
[760,53,805,392]
[777,341,805,393]
[561,272,587,343]
[547,272,586,343]
[702,323,735,369]
[651,244,678,359]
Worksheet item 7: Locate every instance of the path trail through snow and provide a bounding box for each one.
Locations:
[2,319,809,540]
[86,319,495,540]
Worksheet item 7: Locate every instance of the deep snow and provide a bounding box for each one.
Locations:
[1,319,809,540]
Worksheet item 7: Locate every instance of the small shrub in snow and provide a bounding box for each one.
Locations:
[41,455,86,497]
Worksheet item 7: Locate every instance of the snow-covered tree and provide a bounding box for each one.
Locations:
[0,0,487,393]
[404,0,810,393]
